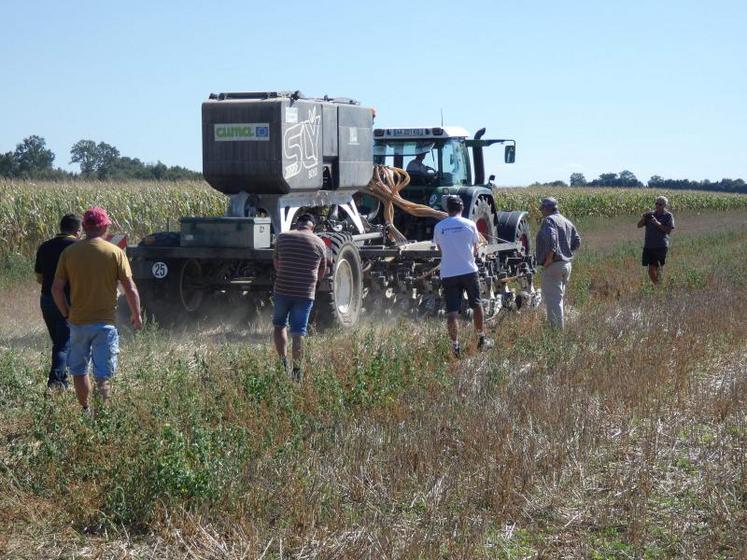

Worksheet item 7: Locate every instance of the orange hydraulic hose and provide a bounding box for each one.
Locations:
[365,165,447,244]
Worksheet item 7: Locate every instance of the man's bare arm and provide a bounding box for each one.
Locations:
[544,250,556,268]
[121,277,143,329]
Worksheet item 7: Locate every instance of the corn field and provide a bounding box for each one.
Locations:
[2,179,746,259]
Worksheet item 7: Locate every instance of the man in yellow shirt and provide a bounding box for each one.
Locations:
[52,207,142,412]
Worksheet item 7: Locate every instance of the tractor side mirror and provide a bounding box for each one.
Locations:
[504,145,516,164]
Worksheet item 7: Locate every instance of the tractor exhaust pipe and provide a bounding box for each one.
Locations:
[472,127,486,185]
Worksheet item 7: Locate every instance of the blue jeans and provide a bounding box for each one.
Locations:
[68,323,120,379]
[272,294,315,336]
[40,294,70,387]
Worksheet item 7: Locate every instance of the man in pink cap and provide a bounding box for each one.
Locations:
[52,207,142,412]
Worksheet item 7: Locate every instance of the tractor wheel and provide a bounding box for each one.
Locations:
[316,233,363,329]
[469,196,497,242]
[138,258,205,327]
[177,258,205,315]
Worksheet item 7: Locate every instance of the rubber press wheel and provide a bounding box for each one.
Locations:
[516,217,532,255]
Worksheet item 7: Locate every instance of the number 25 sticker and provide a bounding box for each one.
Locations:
[152,262,169,279]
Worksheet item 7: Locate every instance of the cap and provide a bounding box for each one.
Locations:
[540,197,558,209]
[442,195,464,212]
[82,207,112,228]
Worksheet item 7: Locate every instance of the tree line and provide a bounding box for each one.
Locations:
[0,135,201,181]
[564,171,745,193]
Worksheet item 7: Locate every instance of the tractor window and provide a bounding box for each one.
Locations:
[439,140,470,186]
[374,142,435,162]
[373,139,470,186]
[374,141,437,185]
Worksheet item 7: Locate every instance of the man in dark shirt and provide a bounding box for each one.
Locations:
[34,213,81,389]
[272,214,327,382]
[637,196,675,285]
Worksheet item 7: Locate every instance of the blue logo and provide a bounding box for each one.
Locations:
[256,126,269,138]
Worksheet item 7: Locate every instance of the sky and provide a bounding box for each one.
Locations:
[1,0,745,186]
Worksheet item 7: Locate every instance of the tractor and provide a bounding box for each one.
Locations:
[127,91,539,329]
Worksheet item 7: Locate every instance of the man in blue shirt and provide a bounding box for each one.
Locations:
[34,214,81,389]
[433,195,492,357]
[535,198,581,330]
[637,196,675,285]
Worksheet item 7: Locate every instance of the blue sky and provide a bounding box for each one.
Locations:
[2,0,745,186]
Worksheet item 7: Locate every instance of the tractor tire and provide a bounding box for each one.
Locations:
[137,258,205,327]
[469,196,497,242]
[316,233,363,329]
[176,258,205,316]
[496,211,532,255]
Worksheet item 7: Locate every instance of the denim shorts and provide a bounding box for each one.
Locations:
[68,323,120,379]
[272,294,315,336]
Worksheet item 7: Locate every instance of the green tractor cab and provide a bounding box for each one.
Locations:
[369,127,528,253]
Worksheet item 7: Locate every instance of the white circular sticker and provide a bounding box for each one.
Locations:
[152,261,169,279]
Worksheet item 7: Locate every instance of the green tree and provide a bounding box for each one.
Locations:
[648,175,664,187]
[570,172,586,186]
[618,169,642,187]
[70,139,99,176]
[151,161,168,180]
[70,140,121,179]
[95,142,120,179]
[14,135,55,177]
[0,152,17,177]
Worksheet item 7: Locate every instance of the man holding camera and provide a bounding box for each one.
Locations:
[637,196,675,285]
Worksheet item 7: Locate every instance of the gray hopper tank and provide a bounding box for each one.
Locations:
[202,91,374,195]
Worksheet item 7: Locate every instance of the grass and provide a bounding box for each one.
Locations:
[1,210,746,557]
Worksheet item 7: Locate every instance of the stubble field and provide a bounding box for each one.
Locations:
[0,181,746,559]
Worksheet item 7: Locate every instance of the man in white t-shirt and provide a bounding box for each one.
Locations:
[433,195,492,357]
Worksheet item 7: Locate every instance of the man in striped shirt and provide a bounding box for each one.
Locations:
[272,214,327,382]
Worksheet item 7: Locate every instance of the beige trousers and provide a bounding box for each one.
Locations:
[542,261,572,329]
